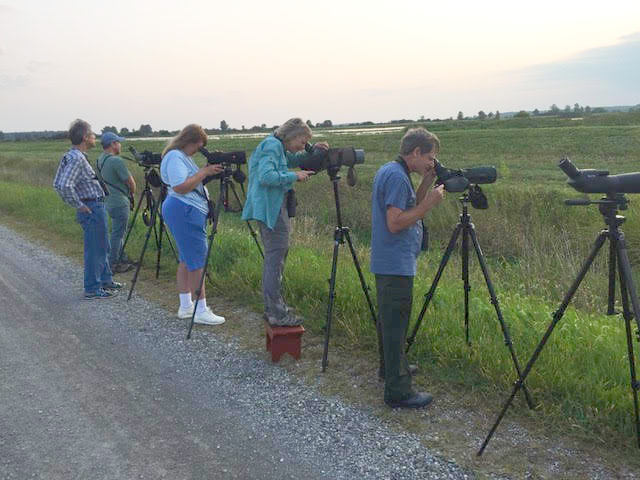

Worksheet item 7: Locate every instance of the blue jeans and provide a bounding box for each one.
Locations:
[106,204,130,265]
[76,200,113,294]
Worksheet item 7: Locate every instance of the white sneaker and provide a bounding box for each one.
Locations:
[194,307,225,326]
[177,304,195,319]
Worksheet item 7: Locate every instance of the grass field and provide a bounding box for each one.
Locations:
[2,112,640,450]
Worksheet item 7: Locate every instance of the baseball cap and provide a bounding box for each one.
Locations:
[101,131,125,148]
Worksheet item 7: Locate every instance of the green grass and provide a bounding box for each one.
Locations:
[2,112,640,449]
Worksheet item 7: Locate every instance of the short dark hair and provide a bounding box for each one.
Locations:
[400,127,440,156]
[69,119,91,145]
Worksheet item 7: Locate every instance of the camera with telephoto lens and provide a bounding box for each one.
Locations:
[434,160,497,193]
[298,144,365,186]
[559,157,640,194]
[198,147,247,186]
[198,147,246,166]
[128,146,162,167]
[299,144,365,173]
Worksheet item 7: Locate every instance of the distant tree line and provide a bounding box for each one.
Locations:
[2,105,639,141]
[453,103,637,122]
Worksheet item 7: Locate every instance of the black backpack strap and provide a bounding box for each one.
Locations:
[96,155,128,196]
[395,156,429,251]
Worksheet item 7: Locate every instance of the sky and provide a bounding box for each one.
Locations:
[0,0,639,132]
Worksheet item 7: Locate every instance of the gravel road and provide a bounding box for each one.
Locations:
[0,224,472,479]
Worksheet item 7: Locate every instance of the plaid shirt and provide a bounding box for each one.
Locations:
[53,147,105,209]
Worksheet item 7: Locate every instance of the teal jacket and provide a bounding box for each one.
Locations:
[242,135,310,229]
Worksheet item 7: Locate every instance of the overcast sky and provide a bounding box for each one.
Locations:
[0,0,639,132]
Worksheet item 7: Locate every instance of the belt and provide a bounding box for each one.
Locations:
[80,197,104,203]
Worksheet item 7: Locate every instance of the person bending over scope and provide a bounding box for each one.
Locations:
[242,118,328,326]
[160,124,226,326]
[371,127,445,409]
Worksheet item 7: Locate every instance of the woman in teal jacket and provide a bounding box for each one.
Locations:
[242,118,327,326]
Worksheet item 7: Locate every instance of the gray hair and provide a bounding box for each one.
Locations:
[400,127,440,156]
[69,119,91,146]
[275,118,312,143]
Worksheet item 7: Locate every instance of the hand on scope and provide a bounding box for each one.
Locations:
[313,141,329,151]
[201,163,224,177]
[426,184,446,206]
[296,170,315,182]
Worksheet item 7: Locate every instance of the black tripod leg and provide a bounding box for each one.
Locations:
[462,225,471,345]
[615,234,640,448]
[127,196,163,301]
[187,182,225,339]
[406,223,463,353]
[468,227,535,409]
[152,212,161,250]
[187,227,218,339]
[155,214,166,279]
[118,187,146,265]
[608,233,617,315]
[478,231,607,456]
[343,230,377,324]
[162,218,179,263]
[322,228,342,372]
[343,229,382,369]
[229,182,264,259]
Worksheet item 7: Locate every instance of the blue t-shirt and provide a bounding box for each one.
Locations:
[160,149,209,215]
[370,161,423,276]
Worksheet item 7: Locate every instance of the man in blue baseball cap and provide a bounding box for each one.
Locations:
[96,131,137,273]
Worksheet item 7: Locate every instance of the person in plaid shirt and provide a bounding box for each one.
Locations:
[53,119,122,299]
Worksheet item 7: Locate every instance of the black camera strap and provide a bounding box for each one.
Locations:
[191,184,215,223]
[395,156,428,251]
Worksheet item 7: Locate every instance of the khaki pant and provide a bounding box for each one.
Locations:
[259,204,291,323]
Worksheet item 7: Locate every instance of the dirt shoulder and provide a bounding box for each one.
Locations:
[4,216,639,479]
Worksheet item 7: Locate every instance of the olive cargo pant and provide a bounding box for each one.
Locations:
[375,274,414,402]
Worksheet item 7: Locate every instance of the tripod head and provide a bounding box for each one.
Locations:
[565,193,629,229]
[141,166,162,188]
[458,185,489,209]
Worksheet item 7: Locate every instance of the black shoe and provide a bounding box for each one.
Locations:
[378,364,419,380]
[385,392,433,409]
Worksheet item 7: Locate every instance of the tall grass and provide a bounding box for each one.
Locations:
[2,114,640,446]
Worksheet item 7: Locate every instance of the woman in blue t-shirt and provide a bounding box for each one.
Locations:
[160,124,226,326]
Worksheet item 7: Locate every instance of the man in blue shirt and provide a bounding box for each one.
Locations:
[371,127,445,408]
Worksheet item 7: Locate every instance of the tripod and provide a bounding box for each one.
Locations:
[478,194,640,455]
[126,182,178,300]
[405,192,534,409]
[120,168,177,267]
[186,168,263,339]
[322,167,381,372]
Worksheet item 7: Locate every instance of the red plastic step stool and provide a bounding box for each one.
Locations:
[264,321,305,362]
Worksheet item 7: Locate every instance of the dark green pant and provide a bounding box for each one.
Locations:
[375,274,414,402]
